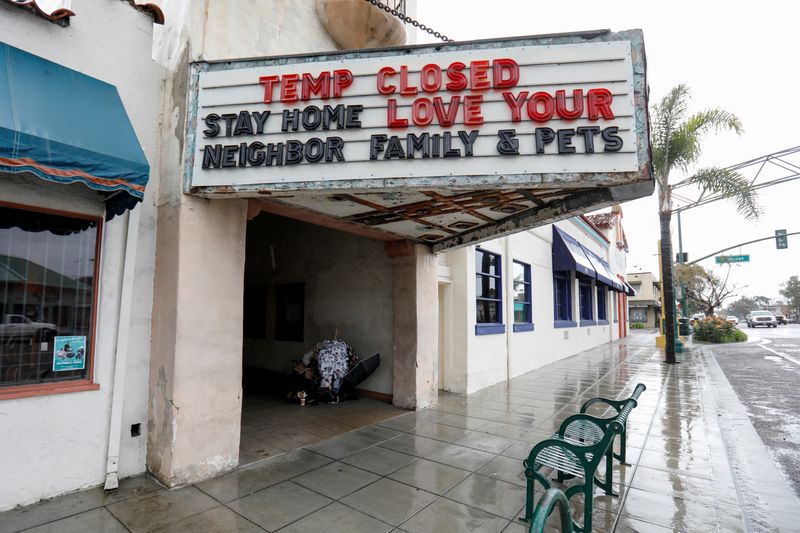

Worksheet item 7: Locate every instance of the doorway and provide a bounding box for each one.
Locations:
[238,211,404,465]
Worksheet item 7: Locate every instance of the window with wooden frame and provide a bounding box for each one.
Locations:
[475,248,504,334]
[512,261,533,332]
[0,203,101,399]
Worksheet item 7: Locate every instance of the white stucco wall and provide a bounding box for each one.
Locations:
[242,213,394,395]
[0,1,164,511]
[443,216,626,394]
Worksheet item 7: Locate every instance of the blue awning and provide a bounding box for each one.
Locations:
[583,248,625,292]
[552,226,597,278]
[623,280,636,296]
[0,43,149,218]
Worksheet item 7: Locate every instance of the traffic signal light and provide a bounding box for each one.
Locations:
[776,229,788,249]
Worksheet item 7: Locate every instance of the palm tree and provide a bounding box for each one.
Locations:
[651,84,759,363]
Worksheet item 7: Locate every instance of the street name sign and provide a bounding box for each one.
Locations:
[716,254,750,264]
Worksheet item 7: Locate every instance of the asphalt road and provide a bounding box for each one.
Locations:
[710,324,800,501]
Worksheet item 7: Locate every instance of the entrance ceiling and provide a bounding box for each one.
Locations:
[246,180,652,252]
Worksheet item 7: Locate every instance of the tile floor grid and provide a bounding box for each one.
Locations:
[5,332,792,532]
[599,352,673,533]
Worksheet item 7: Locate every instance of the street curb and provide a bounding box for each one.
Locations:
[697,345,800,532]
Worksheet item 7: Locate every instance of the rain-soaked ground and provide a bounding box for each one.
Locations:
[1,331,799,532]
[706,324,800,501]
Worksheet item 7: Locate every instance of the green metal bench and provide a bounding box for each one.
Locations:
[579,382,647,465]
[520,383,646,532]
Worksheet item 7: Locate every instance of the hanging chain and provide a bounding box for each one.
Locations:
[362,0,454,43]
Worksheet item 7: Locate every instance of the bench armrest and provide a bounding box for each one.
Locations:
[580,397,624,415]
[581,382,646,414]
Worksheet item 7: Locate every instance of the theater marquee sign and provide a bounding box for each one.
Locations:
[185,30,652,250]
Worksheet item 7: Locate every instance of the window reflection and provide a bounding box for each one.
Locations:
[0,206,98,387]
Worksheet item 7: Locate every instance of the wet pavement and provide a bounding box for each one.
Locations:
[239,393,406,465]
[2,331,799,532]
[708,325,800,501]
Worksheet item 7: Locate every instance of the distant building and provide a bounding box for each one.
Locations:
[627,272,661,327]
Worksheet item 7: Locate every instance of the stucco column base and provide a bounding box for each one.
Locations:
[392,244,438,410]
[147,197,247,487]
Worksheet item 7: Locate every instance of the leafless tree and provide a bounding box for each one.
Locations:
[675,263,741,317]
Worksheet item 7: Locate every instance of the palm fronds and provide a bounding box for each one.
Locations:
[686,167,761,220]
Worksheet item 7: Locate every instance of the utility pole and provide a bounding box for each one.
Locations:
[677,211,688,320]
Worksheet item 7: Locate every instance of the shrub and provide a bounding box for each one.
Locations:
[630,322,645,329]
[693,316,747,343]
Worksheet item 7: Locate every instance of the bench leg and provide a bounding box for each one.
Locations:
[613,428,631,466]
[593,447,618,497]
[520,470,550,524]
[572,483,593,533]
[521,477,535,523]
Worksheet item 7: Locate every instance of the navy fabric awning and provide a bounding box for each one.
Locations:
[552,226,597,278]
[583,249,625,292]
[623,280,636,296]
[0,42,149,218]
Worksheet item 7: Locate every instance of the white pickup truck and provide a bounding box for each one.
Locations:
[0,314,58,339]
[746,311,777,328]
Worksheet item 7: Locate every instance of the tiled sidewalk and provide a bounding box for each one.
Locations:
[239,394,406,465]
[1,332,793,532]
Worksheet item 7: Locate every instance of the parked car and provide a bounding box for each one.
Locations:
[746,311,777,328]
[774,314,787,325]
[0,314,58,341]
[726,316,739,325]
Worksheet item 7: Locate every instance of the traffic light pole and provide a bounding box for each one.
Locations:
[677,211,688,319]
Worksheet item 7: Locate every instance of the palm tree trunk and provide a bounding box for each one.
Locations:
[660,211,677,364]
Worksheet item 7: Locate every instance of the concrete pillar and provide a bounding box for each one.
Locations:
[147,197,247,486]
[392,244,438,410]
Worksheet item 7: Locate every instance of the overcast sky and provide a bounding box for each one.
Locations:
[416,0,800,301]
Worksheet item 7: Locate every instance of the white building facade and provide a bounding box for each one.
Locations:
[0,0,165,511]
[438,210,631,394]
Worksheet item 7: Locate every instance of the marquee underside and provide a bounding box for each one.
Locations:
[236,178,653,251]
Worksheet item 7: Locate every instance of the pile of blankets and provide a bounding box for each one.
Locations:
[290,339,359,403]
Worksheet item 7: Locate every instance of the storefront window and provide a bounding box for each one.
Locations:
[597,287,607,321]
[0,204,100,389]
[579,278,594,322]
[513,261,533,332]
[630,307,647,324]
[475,248,503,333]
[553,272,572,325]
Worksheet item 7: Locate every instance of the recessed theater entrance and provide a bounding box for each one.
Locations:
[239,210,404,465]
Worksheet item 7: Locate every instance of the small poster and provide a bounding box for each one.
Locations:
[53,336,87,372]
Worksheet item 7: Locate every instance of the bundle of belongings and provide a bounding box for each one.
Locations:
[289,339,380,404]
